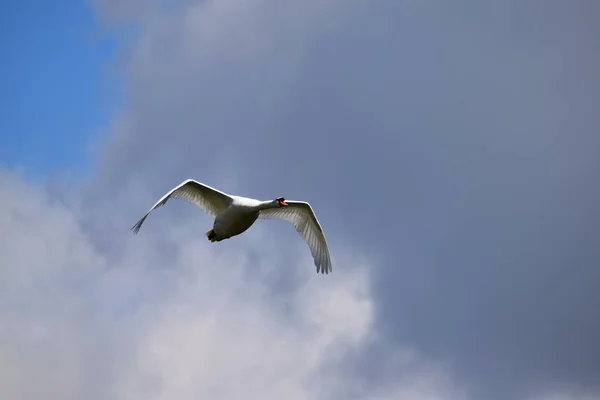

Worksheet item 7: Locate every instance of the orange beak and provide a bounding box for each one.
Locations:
[279,200,288,206]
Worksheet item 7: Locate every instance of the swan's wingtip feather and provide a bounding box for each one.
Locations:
[316,262,332,274]
[130,216,146,235]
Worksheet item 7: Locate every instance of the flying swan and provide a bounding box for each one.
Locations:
[131,179,333,274]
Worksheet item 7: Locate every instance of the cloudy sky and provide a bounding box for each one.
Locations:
[1,1,599,399]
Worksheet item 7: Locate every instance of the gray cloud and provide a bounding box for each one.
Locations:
[3,0,599,399]
[90,1,600,398]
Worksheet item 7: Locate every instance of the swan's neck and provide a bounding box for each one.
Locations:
[255,200,279,211]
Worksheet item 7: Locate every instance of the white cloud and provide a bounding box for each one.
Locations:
[0,169,463,399]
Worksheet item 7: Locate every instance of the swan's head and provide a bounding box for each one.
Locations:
[275,197,288,206]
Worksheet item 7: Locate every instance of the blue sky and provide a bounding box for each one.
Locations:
[0,0,119,177]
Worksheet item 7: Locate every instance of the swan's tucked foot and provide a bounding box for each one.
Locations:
[206,229,217,242]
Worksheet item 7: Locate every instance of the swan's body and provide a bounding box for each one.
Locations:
[131,179,332,274]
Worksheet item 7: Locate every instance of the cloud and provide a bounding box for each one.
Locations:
[0,169,464,399]
[86,1,600,398]
[3,0,599,399]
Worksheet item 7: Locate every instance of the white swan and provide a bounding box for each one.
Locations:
[131,179,333,274]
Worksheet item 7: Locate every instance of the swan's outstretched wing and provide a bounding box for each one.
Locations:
[259,201,332,274]
[131,179,233,234]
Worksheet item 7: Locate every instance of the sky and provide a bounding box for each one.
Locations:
[1,1,599,400]
[0,0,119,177]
